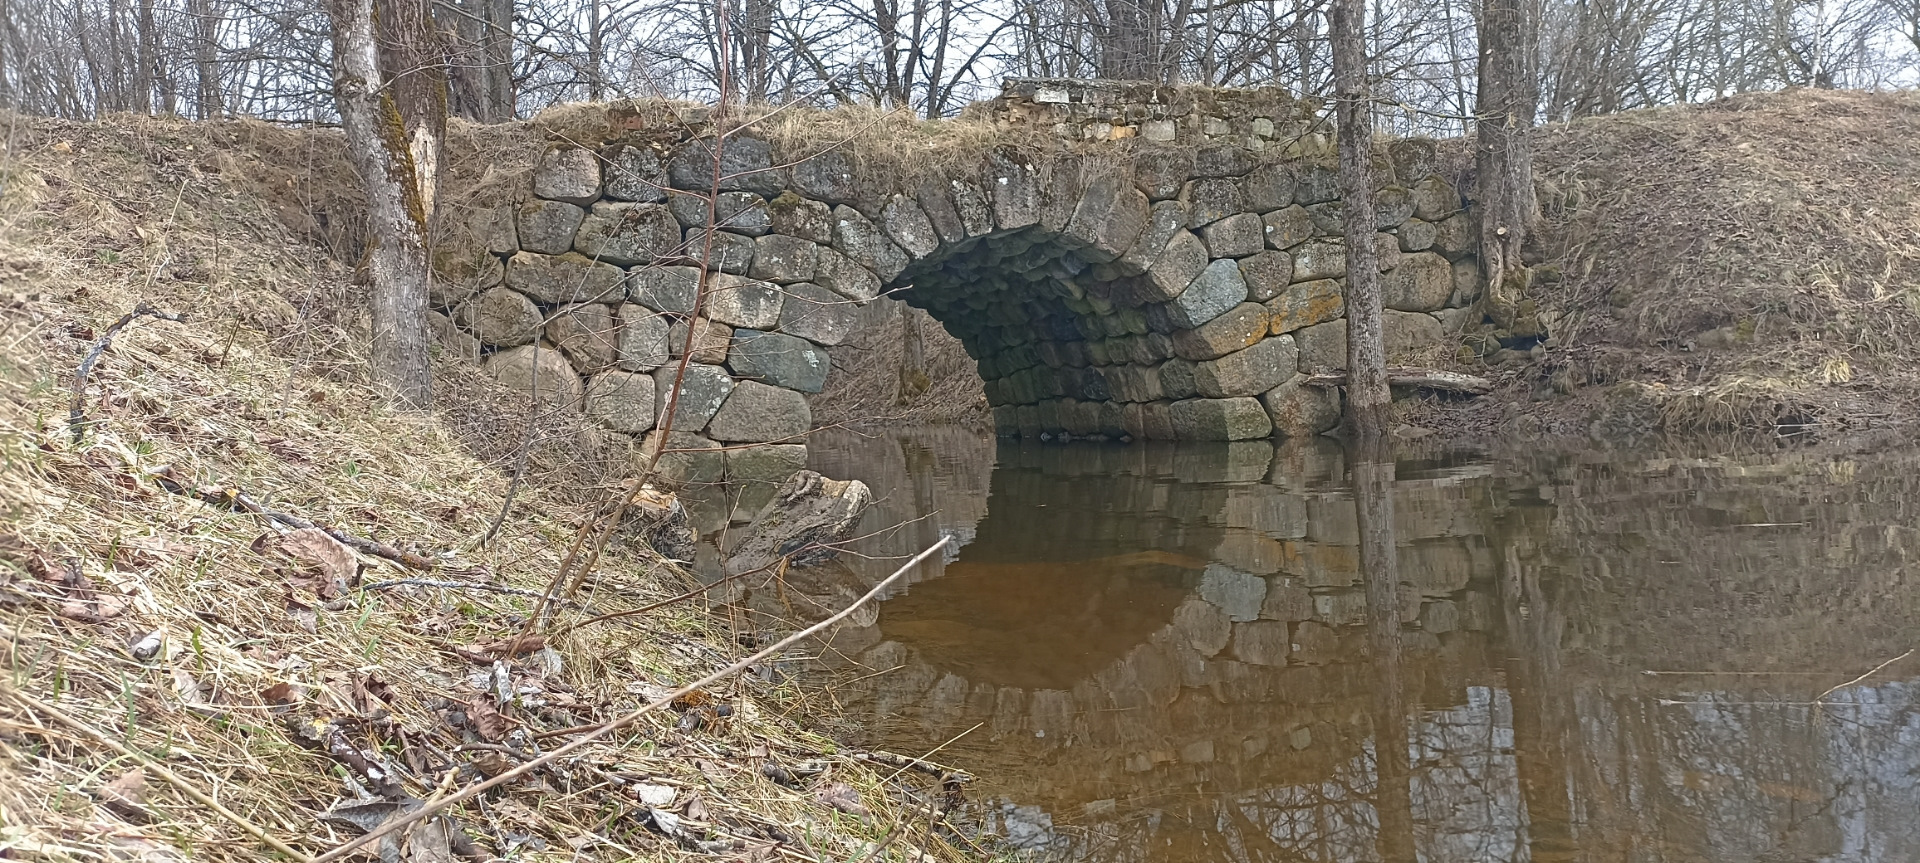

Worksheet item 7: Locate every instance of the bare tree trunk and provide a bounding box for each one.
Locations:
[191,0,221,118]
[1354,449,1414,863]
[134,0,155,113]
[326,0,434,407]
[1476,0,1539,325]
[1329,0,1390,446]
[445,0,513,121]
[376,0,448,214]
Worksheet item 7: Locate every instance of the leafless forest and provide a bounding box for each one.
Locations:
[4,0,1917,132]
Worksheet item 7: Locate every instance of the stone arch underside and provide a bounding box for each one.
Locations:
[432,78,1487,486]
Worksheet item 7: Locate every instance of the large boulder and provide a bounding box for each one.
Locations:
[729,330,829,393]
[585,369,657,434]
[506,252,626,305]
[468,287,542,347]
[726,471,874,574]
[1382,251,1453,312]
[574,202,681,266]
[1194,334,1297,398]
[1169,397,1273,440]
[485,345,583,414]
[706,380,811,443]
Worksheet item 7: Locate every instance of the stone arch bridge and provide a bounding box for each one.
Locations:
[432,79,1486,482]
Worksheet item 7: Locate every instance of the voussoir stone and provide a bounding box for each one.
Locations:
[1132,148,1194,200]
[604,145,668,203]
[1141,230,1209,302]
[575,202,681,266]
[1170,397,1273,441]
[1167,259,1249,329]
[775,282,857,346]
[1267,278,1346,335]
[704,274,784,330]
[667,136,782,196]
[486,345,583,414]
[706,379,811,443]
[617,303,672,371]
[1239,250,1295,302]
[585,369,658,434]
[516,199,586,256]
[547,302,618,372]
[1194,334,1297,398]
[881,194,941,258]
[533,147,601,204]
[1065,175,1150,263]
[469,287,542,347]
[767,193,833,244]
[1118,200,1190,275]
[729,329,829,393]
[1173,302,1270,361]
[652,363,734,433]
[1262,373,1342,438]
[669,190,770,236]
[830,205,910,282]
[813,246,883,302]
[506,251,626,305]
[1383,251,1453,312]
[1202,213,1265,258]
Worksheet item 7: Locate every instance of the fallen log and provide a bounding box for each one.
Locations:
[1303,367,1493,395]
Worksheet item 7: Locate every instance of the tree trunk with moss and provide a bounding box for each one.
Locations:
[1475,0,1539,325]
[325,0,433,407]
[1328,0,1390,446]
[376,0,447,214]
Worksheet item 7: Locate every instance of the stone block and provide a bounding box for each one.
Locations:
[767,194,833,243]
[1231,620,1292,665]
[547,302,618,372]
[1243,163,1297,212]
[1384,309,1446,360]
[1185,177,1245,227]
[669,190,770,236]
[774,282,857,346]
[1195,334,1296,397]
[909,174,968,244]
[1305,201,1344,236]
[1452,258,1485,305]
[575,201,681,266]
[1259,577,1313,620]
[1193,143,1255,177]
[1201,564,1267,621]
[485,345,583,414]
[1202,212,1265,258]
[532,146,600,204]
[431,247,503,308]
[1410,175,1459,221]
[474,205,518,256]
[685,227,755,274]
[1172,302,1269,361]
[985,149,1043,231]
[726,444,809,484]
[1132,148,1192,200]
[616,303,672,371]
[667,136,782,196]
[1064,175,1150,263]
[651,363,734,433]
[1291,241,1347,281]
[1294,164,1339,204]
[603,145,667,202]
[628,265,701,314]
[1262,374,1342,438]
[1294,321,1347,371]
[1171,598,1232,656]
[516,199,587,255]
[668,317,732,364]
[1432,213,1477,258]
[1141,401,1177,439]
[790,151,860,204]
[585,369,657,434]
[746,235,819,284]
[1266,278,1345,335]
[1374,185,1415,227]
[812,247,882,301]
[1166,259,1249,329]
[729,329,829,393]
[1169,397,1273,440]
[829,205,909,281]
[881,194,940,258]
[428,310,479,362]
[469,287,542,347]
[1263,205,1314,250]
[704,274,784,329]
[707,379,810,442]
[1117,200,1189,275]
[1141,230,1209,302]
[1159,358,1198,400]
[639,430,726,485]
[1239,251,1294,302]
[506,251,626,305]
[1383,251,1453,312]
[1388,139,1437,183]
[1398,218,1437,252]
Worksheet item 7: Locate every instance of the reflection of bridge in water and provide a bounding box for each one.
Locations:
[735,431,1920,862]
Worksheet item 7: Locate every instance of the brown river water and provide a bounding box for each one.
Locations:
[691,428,1920,862]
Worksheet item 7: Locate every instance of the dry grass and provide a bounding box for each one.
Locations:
[808,301,991,431]
[1527,87,1920,433]
[0,114,994,862]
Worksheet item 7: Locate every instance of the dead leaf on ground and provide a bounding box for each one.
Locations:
[813,782,869,817]
[465,697,509,742]
[96,767,147,819]
[274,527,359,599]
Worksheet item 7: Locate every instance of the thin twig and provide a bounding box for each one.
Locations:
[4,690,318,863]
[1818,648,1915,702]
[68,302,185,444]
[309,536,950,863]
[360,578,572,602]
[152,473,437,570]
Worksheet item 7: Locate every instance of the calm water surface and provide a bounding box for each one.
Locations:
[732,429,1920,862]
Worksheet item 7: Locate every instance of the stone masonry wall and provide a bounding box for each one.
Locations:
[428,78,1484,486]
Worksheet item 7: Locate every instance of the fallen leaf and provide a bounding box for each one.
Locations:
[275,528,359,598]
[171,668,207,705]
[644,808,689,840]
[471,752,512,777]
[746,741,770,759]
[631,783,676,807]
[466,697,509,742]
[97,767,147,819]
[682,793,710,822]
[286,598,317,633]
[813,782,869,817]
[260,682,299,706]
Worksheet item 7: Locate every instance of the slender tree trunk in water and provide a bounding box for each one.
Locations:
[1475,0,1538,324]
[326,0,434,407]
[897,302,930,404]
[1329,0,1390,445]
[1354,445,1415,861]
[1496,518,1579,861]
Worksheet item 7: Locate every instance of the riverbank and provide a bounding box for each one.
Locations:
[0,117,992,862]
